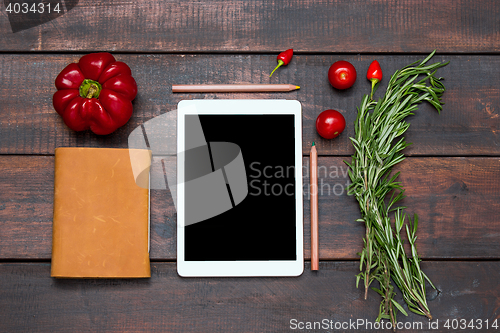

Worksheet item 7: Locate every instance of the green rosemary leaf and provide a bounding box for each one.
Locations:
[422,271,436,290]
[391,299,409,316]
[372,287,384,296]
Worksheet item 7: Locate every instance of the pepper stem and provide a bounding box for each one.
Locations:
[370,78,379,100]
[269,60,284,77]
[79,79,102,99]
[86,84,98,98]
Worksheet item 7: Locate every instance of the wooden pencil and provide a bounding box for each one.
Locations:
[310,142,319,271]
[172,84,300,93]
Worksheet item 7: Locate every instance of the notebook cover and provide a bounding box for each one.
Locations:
[51,148,151,278]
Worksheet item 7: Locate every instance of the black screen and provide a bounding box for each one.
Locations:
[184,114,297,261]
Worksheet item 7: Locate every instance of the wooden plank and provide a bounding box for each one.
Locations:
[0,0,499,52]
[1,155,498,260]
[0,261,499,332]
[0,54,498,156]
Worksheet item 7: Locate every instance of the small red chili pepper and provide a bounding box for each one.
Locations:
[269,49,293,77]
[367,60,383,99]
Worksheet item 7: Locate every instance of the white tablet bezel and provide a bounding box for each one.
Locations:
[177,99,303,277]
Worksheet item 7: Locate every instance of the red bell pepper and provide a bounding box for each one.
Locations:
[53,53,138,135]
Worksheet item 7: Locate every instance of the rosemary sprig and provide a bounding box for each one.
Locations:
[345,51,448,327]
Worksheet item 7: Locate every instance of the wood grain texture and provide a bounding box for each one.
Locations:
[0,0,499,52]
[0,262,499,332]
[0,54,499,156]
[0,0,498,330]
[1,155,498,260]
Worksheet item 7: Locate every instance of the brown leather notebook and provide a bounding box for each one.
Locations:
[51,148,151,278]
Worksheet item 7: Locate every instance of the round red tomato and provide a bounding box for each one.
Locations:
[328,61,357,90]
[316,110,346,139]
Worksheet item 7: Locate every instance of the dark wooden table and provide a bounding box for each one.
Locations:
[1,1,499,332]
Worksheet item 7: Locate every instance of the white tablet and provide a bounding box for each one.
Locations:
[177,99,303,277]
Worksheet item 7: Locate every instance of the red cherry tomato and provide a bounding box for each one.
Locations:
[316,110,346,139]
[328,61,357,90]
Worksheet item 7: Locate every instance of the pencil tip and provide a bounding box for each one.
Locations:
[312,142,315,146]
[295,85,300,90]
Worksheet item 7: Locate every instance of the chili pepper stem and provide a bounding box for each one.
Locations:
[269,60,284,77]
[370,78,379,100]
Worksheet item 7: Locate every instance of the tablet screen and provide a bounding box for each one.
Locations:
[184,114,297,261]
